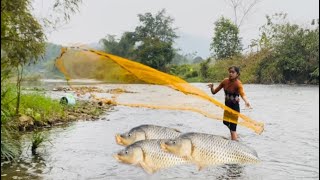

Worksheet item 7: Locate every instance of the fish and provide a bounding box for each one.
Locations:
[113,139,190,174]
[160,132,260,170]
[115,124,181,146]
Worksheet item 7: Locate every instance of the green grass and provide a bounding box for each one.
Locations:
[20,93,65,122]
[1,126,21,161]
[31,132,48,155]
[1,85,64,160]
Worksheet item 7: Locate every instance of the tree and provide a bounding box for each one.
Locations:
[1,0,46,114]
[39,0,82,31]
[256,13,319,83]
[100,9,178,71]
[134,9,178,71]
[1,0,81,162]
[135,37,175,70]
[100,32,136,58]
[225,0,261,28]
[210,17,242,59]
[1,0,81,114]
[200,58,211,80]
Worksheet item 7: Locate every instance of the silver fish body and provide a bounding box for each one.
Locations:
[115,124,181,146]
[161,132,260,170]
[114,139,189,174]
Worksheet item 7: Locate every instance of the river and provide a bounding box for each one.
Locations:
[1,83,319,180]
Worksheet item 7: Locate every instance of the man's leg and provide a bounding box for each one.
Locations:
[230,131,238,141]
[229,121,238,141]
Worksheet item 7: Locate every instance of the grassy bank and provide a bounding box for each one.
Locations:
[1,86,113,161]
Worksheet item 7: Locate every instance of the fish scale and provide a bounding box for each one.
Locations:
[139,125,181,139]
[136,140,188,170]
[180,133,259,167]
[116,124,182,146]
[120,139,190,173]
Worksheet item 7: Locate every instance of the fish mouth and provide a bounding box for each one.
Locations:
[113,154,121,161]
[115,134,125,146]
[160,142,169,152]
[113,154,132,164]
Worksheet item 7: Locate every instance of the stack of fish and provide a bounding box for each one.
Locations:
[114,124,260,174]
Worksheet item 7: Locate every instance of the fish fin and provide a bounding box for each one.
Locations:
[140,162,155,174]
[221,136,229,140]
[173,128,181,133]
[196,162,207,171]
[197,165,204,171]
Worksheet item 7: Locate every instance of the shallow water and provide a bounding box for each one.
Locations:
[1,84,319,180]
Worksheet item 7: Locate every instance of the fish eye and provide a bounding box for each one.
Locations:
[125,151,128,154]
[128,133,132,137]
[173,141,176,144]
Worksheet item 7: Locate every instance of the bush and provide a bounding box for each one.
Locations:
[207,50,270,83]
[19,93,65,122]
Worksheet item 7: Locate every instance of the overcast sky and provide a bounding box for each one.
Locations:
[33,0,319,57]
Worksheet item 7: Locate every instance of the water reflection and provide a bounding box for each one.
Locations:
[1,140,48,180]
[1,155,46,180]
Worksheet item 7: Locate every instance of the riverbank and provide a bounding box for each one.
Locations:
[1,85,115,161]
[2,84,114,133]
[16,100,113,132]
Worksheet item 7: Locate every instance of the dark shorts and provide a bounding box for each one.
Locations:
[223,102,240,131]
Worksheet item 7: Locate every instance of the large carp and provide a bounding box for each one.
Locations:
[160,132,260,170]
[115,124,181,146]
[114,139,189,174]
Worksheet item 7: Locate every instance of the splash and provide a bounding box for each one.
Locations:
[55,47,264,134]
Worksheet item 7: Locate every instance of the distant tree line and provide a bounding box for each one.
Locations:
[99,9,318,84]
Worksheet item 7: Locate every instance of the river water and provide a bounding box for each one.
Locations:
[1,83,319,180]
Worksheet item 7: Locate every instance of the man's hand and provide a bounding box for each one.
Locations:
[207,83,214,89]
[207,83,215,95]
[245,101,252,109]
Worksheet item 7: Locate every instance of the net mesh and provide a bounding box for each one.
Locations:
[55,46,264,134]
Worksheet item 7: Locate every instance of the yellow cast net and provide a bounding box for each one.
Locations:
[55,46,264,134]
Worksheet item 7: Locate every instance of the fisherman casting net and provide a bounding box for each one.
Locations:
[55,46,264,134]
